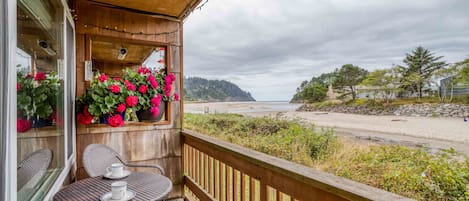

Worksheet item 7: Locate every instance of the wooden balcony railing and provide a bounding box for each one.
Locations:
[181,130,413,201]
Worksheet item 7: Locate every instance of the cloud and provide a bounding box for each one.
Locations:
[184,0,469,101]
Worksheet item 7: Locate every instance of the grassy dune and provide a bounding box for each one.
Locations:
[184,113,469,201]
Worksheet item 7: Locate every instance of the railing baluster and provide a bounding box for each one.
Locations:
[195,149,199,183]
[241,173,246,201]
[225,164,231,201]
[250,178,256,201]
[205,154,209,191]
[199,150,203,185]
[260,182,267,201]
[209,156,214,196]
[215,160,219,200]
[233,170,239,201]
[276,190,282,201]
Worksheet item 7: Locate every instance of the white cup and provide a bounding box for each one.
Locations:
[111,181,127,200]
[106,163,124,177]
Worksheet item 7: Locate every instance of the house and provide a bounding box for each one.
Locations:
[0,0,412,200]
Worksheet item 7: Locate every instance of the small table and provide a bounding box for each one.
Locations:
[53,172,172,201]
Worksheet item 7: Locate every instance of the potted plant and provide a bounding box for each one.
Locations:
[77,73,128,127]
[17,71,60,132]
[128,67,178,122]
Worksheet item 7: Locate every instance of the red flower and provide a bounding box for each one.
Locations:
[147,75,158,89]
[150,106,160,117]
[77,113,93,125]
[107,115,124,127]
[34,72,47,82]
[116,103,126,113]
[174,93,179,101]
[83,105,91,117]
[17,118,31,132]
[109,84,121,93]
[138,85,148,94]
[126,96,138,107]
[137,67,151,74]
[159,47,165,51]
[151,95,162,107]
[17,83,21,91]
[98,74,108,82]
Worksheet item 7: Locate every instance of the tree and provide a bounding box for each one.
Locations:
[303,83,327,103]
[401,46,447,98]
[333,64,368,100]
[361,67,403,103]
[454,58,469,84]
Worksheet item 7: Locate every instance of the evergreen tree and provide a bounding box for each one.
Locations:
[401,46,447,98]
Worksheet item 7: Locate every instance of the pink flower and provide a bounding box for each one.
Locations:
[78,106,93,125]
[174,93,179,101]
[150,106,160,117]
[108,115,124,127]
[17,118,31,132]
[98,74,108,82]
[124,80,136,91]
[116,103,126,113]
[34,72,47,82]
[168,73,176,82]
[147,75,158,89]
[138,85,148,94]
[126,96,138,107]
[109,84,121,93]
[137,67,151,74]
[17,83,21,91]
[164,84,172,97]
[151,94,162,107]
[164,76,172,85]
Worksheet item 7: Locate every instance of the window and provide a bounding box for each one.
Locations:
[15,0,72,200]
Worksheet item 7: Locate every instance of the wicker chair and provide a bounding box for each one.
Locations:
[17,149,53,190]
[82,144,165,177]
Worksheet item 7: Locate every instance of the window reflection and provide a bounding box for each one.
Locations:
[16,0,64,200]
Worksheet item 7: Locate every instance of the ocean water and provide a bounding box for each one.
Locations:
[184,101,301,114]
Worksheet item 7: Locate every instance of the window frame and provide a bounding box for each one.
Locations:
[3,0,18,200]
[2,0,77,200]
[41,1,77,200]
[85,35,173,125]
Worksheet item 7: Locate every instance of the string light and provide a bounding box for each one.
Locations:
[195,0,208,11]
[83,24,179,36]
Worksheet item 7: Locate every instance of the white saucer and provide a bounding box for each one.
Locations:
[100,190,136,201]
[103,170,131,179]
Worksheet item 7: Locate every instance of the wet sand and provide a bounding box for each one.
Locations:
[185,102,469,154]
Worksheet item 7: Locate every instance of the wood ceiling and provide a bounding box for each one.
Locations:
[87,0,202,19]
[92,40,156,64]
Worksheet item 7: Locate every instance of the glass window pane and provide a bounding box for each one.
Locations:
[66,20,73,158]
[16,0,64,200]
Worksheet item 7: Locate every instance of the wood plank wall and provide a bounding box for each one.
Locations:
[73,0,184,198]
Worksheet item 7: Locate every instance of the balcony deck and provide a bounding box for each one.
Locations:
[181,130,413,201]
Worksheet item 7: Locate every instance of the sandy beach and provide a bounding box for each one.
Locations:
[185,102,469,154]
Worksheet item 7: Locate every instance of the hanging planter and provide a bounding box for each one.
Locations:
[136,102,165,122]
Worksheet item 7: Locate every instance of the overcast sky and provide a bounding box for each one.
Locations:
[183,0,469,101]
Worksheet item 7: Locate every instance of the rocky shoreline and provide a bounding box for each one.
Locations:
[298,103,469,118]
